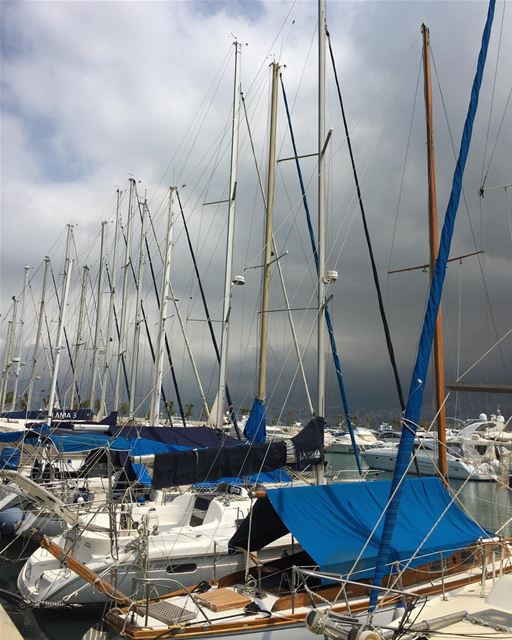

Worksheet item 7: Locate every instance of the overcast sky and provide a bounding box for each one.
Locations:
[1,1,511,424]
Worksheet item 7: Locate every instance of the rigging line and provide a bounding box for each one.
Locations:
[481,80,512,190]
[456,324,512,382]
[431,45,509,379]
[332,406,449,603]
[50,262,76,406]
[327,28,406,412]
[242,89,315,416]
[387,54,422,277]
[175,49,235,188]
[103,262,130,406]
[175,189,241,438]
[328,33,421,166]
[243,0,297,99]
[0,225,67,327]
[507,187,512,247]
[480,0,507,185]
[455,259,463,420]
[277,164,319,292]
[278,1,299,62]
[126,198,172,423]
[147,44,233,203]
[280,73,363,475]
[371,0,498,609]
[328,35,418,273]
[133,194,186,427]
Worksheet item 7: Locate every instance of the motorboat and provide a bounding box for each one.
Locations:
[326,426,381,454]
[362,437,500,480]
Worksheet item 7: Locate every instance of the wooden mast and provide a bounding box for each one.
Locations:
[422,24,447,483]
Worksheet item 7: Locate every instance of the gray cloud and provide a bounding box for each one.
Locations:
[1,1,511,424]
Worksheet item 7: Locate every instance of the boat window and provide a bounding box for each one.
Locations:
[189,495,214,527]
[167,563,197,574]
[448,444,464,457]
[476,422,495,432]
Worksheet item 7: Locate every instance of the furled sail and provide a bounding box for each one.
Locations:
[152,417,324,488]
[370,0,496,609]
[243,397,266,444]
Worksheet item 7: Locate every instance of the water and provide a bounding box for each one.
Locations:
[1,455,511,639]
[326,452,512,536]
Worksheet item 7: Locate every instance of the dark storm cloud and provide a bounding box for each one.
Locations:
[1,1,510,423]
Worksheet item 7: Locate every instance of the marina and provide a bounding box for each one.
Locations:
[1,0,511,639]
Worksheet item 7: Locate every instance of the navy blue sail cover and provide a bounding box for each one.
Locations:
[152,418,325,488]
[230,478,490,575]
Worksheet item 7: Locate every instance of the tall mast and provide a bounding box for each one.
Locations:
[100,192,122,416]
[215,41,243,430]
[129,199,147,418]
[89,222,107,413]
[47,257,73,418]
[149,187,176,426]
[257,62,280,402]
[317,0,327,419]
[10,265,30,411]
[0,297,18,412]
[27,257,50,411]
[70,265,89,408]
[422,24,447,482]
[114,178,135,412]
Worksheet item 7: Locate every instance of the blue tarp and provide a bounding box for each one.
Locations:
[264,478,490,575]
[39,434,191,455]
[0,429,192,455]
[130,462,153,486]
[244,398,266,444]
[195,468,291,488]
[0,430,26,443]
[0,447,21,470]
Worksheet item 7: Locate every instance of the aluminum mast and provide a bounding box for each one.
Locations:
[215,41,243,430]
[149,187,176,425]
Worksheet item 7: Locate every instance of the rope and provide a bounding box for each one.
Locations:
[175,189,241,438]
[280,72,362,475]
[480,0,507,189]
[327,28,406,413]
[430,46,509,379]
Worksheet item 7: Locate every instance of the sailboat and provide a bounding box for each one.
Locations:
[88,1,512,638]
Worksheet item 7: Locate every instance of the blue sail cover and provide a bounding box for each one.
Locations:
[263,478,489,575]
[370,0,496,608]
[37,434,192,454]
[244,398,266,444]
[0,430,192,455]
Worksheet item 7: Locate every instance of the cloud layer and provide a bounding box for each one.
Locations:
[1,1,511,423]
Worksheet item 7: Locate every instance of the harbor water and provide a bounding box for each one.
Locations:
[0,452,510,639]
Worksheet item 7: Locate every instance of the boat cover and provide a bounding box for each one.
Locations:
[152,418,324,489]
[109,425,237,447]
[244,398,266,444]
[0,408,94,421]
[229,477,491,575]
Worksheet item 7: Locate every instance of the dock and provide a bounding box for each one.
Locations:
[0,603,23,640]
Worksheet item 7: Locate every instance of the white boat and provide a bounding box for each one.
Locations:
[17,484,295,607]
[326,426,381,454]
[362,437,500,480]
[14,413,323,606]
[98,477,511,640]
